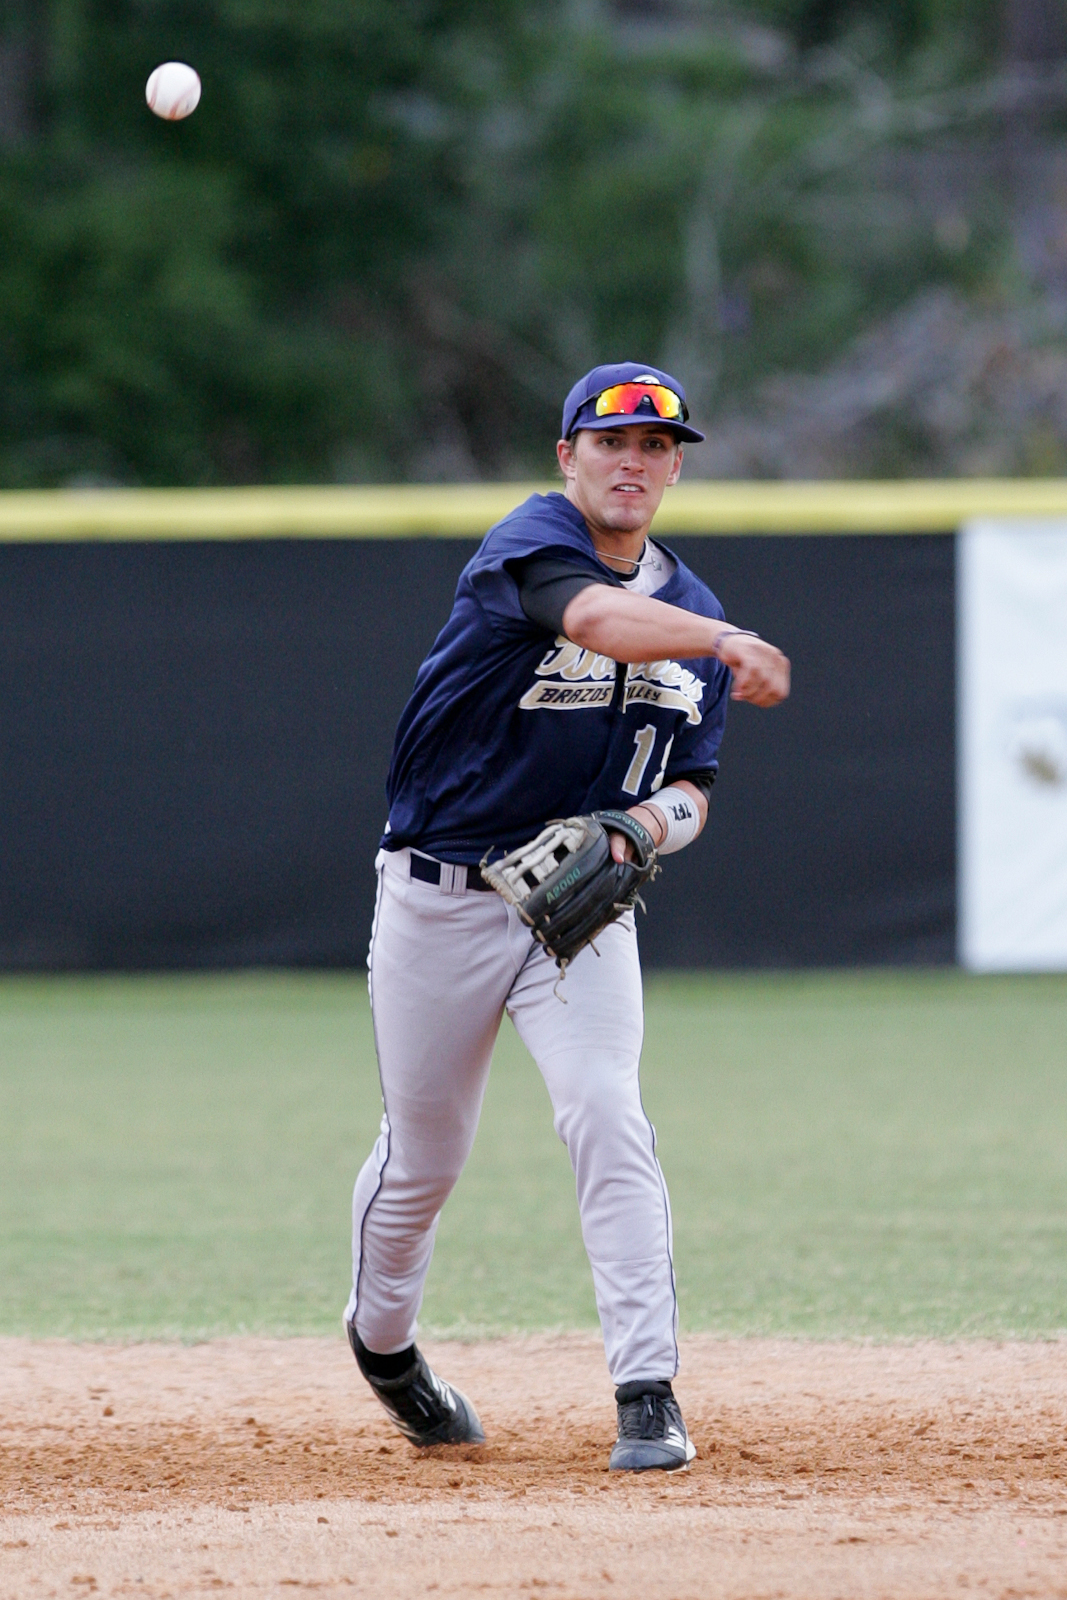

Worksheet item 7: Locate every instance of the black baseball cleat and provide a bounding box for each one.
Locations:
[346,1323,485,1447]
[609,1380,696,1472]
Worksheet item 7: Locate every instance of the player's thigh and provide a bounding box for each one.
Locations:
[371,857,516,1144]
[507,913,645,1107]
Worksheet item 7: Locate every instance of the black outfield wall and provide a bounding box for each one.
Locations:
[0,534,954,970]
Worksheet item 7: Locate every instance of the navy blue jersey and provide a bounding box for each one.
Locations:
[383,492,730,863]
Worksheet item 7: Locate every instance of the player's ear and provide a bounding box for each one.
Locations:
[556,436,578,479]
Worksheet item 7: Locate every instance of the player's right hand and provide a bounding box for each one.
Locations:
[715,634,790,707]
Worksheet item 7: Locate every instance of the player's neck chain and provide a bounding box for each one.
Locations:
[601,540,664,580]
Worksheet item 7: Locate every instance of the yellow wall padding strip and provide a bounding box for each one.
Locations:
[1,479,1067,541]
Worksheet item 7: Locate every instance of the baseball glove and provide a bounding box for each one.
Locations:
[480,810,658,973]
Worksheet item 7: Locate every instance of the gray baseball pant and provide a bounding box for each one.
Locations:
[344,846,679,1386]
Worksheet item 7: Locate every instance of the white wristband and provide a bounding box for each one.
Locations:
[647,785,701,854]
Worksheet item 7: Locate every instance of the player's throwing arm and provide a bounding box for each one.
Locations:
[560,586,789,862]
[562,585,790,707]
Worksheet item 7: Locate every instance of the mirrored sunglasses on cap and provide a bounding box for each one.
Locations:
[593,381,688,423]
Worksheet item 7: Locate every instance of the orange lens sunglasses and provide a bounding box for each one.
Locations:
[593,382,687,422]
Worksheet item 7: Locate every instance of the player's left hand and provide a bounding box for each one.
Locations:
[716,633,790,707]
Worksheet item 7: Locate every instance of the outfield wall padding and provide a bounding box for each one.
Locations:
[0,535,954,970]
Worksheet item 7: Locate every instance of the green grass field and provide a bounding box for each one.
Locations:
[2,971,1066,1341]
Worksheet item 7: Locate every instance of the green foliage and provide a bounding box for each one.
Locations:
[2,0,548,483]
[0,2,1045,483]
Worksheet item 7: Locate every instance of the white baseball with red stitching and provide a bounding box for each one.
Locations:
[145,62,201,121]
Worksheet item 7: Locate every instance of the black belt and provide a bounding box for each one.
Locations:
[409,853,493,892]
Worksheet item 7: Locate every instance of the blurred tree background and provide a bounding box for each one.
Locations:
[0,0,1065,484]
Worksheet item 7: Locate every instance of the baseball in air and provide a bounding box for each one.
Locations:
[145,62,201,121]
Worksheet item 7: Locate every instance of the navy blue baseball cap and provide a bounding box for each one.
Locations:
[561,361,705,443]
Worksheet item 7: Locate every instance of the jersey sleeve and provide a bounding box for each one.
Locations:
[676,770,716,799]
[513,555,612,635]
[461,494,613,631]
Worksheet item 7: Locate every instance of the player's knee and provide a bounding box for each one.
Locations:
[550,1065,645,1149]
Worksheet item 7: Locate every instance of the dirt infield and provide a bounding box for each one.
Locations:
[2,1335,1066,1599]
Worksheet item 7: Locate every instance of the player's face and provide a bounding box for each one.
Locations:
[557,424,683,538]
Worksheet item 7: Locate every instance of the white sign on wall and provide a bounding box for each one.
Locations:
[958,519,1067,970]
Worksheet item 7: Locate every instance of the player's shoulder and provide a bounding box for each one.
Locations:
[472,492,598,570]
[457,493,603,626]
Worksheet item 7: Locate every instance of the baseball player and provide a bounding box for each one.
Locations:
[344,362,790,1471]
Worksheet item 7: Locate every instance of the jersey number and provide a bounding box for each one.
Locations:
[622,726,674,796]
